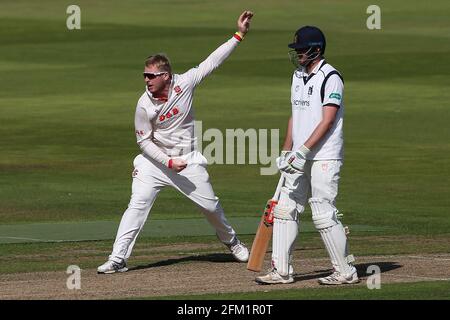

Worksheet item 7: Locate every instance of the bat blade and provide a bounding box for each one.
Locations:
[247,199,277,272]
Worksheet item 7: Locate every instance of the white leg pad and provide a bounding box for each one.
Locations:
[309,198,354,275]
[318,224,353,275]
[309,197,339,229]
[271,217,298,276]
[273,204,298,221]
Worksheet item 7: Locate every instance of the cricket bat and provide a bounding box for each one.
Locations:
[247,175,285,272]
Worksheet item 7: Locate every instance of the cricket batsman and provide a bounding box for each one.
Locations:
[256,26,359,285]
[98,11,254,274]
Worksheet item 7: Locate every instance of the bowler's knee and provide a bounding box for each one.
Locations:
[200,200,222,215]
[128,194,152,212]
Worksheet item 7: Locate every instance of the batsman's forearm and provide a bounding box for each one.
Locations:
[303,120,334,150]
[282,117,293,150]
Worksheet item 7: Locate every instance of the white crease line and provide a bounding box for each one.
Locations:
[304,263,450,282]
[0,237,56,242]
[405,255,450,261]
[382,273,450,282]
[0,237,75,243]
[354,254,450,261]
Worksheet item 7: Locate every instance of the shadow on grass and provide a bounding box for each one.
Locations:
[128,253,236,271]
[293,262,403,282]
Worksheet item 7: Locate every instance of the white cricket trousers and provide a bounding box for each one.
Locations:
[109,151,237,263]
[280,160,342,210]
[272,160,344,275]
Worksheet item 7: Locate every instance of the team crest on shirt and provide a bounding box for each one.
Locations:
[308,86,314,95]
[174,86,182,94]
[295,85,300,92]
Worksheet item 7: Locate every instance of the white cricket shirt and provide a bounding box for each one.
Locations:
[135,36,241,161]
[291,59,345,160]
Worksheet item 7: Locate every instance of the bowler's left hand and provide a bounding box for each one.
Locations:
[237,10,254,36]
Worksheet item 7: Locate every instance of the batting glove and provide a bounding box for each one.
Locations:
[276,151,298,174]
[286,145,311,173]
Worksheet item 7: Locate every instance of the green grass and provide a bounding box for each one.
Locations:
[1,0,449,231]
[1,0,450,299]
[0,217,388,244]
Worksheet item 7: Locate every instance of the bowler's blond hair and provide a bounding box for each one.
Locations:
[145,53,172,74]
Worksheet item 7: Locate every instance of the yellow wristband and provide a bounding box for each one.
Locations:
[233,31,244,41]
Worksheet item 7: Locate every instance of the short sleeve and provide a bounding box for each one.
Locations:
[322,74,344,108]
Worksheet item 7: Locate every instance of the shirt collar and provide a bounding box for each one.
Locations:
[307,59,325,76]
[145,86,167,103]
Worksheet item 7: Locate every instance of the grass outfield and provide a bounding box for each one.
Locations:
[1,0,450,299]
[0,218,389,244]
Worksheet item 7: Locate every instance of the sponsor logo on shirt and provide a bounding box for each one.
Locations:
[159,106,180,122]
[329,93,341,100]
[308,86,314,95]
[293,99,310,107]
[135,130,145,136]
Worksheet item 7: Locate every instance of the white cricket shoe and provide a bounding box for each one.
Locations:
[318,267,359,285]
[226,238,249,262]
[97,259,128,274]
[255,269,294,285]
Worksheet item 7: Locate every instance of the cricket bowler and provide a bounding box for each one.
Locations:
[256,26,359,285]
[98,11,254,274]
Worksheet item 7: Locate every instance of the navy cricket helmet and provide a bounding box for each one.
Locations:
[288,26,326,68]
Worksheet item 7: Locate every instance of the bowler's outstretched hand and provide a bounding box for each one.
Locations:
[238,10,254,36]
